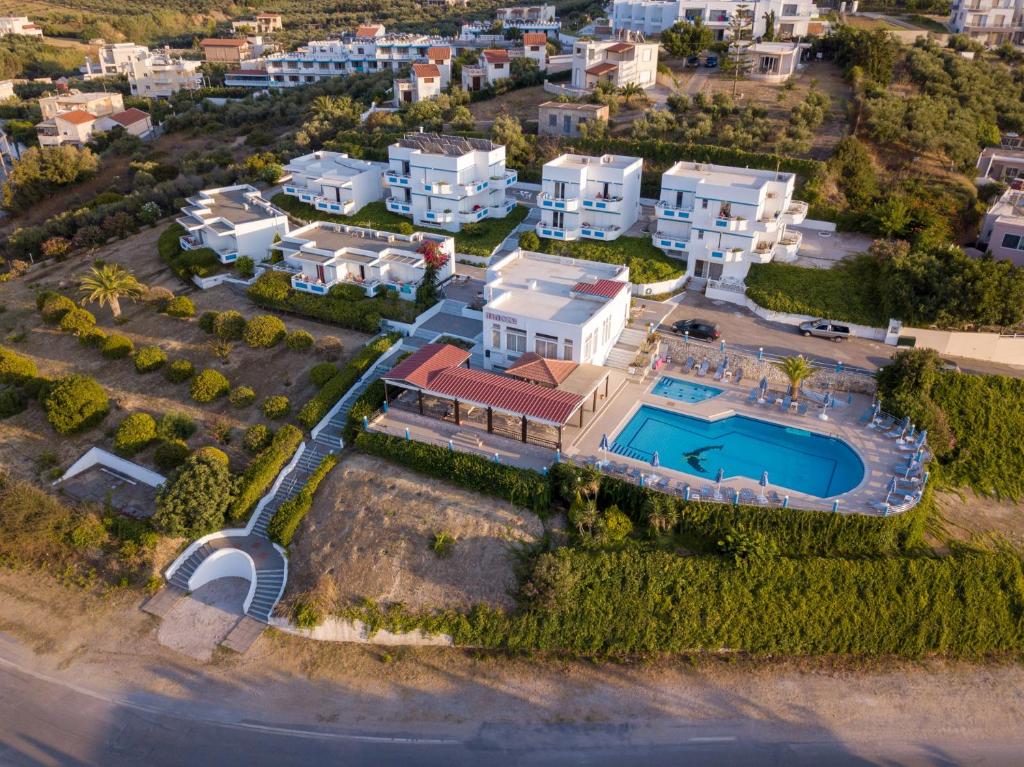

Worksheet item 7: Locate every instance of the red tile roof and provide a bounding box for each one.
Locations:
[572,279,627,299]
[201,38,249,47]
[107,108,150,126]
[522,32,548,47]
[505,353,578,387]
[356,24,385,37]
[482,49,510,64]
[607,42,633,53]
[412,63,441,79]
[386,343,472,388]
[56,110,96,125]
[586,62,618,76]
[427,46,452,60]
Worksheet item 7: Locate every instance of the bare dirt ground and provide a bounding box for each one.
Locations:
[934,489,1024,549]
[285,453,544,612]
[156,578,248,662]
[468,84,550,128]
[0,224,370,479]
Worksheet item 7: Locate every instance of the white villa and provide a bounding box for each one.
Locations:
[385,133,517,233]
[745,41,804,83]
[979,185,1024,266]
[483,249,631,370]
[948,0,1024,46]
[653,161,808,284]
[394,63,444,105]
[570,34,659,92]
[537,153,643,242]
[282,151,386,215]
[0,16,42,37]
[462,48,512,91]
[278,221,455,300]
[80,42,149,79]
[127,51,203,98]
[610,0,820,40]
[176,185,289,265]
[35,91,153,146]
[461,5,560,39]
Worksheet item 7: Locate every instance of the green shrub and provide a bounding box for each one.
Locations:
[309,362,339,388]
[235,255,255,278]
[518,230,540,251]
[114,412,157,455]
[213,310,246,341]
[344,378,385,444]
[538,237,684,285]
[267,453,338,545]
[355,431,550,515]
[243,314,287,348]
[0,386,26,418]
[35,290,59,311]
[42,375,109,434]
[229,385,256,408]
[156,412,196,441]
[298,334,399,429]
[198,311,219,333]
[134,345,167,373]
[164,358,195,383]
[228,424,303,522]
[194,446,230,466]
[0,344,38,386]
[164,295,196,318]
[154,439,190,471]
[153,452,233,537]
[41,294,76,324]
[243,423,273,453]
[745,259,885,328]
[100,334,134,359]
[262,394,290,419]
[285,329,315,351]
[78,328,108,348]
[59,308,96,336]
[190,369,230,402]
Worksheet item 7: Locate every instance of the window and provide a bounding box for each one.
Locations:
[1002,233,1024,250]
[782,3,798,14]
[582,333,595,361]
[506,327,527,353]
[535,333,559,358]
[563,338,574,360]
[701,198,709,209]
[563,115,572,133]
[491,324,501,349]
[548,113,557,127]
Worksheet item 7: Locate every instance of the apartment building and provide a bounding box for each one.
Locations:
[0,16,42,37]
[652,161,808,283]
[224,68,272,88]
[979,184,1024,265]
[498,5,557,23]
[38,91,123,120]
[570,34,659,92]
[279,221,455,299]
[948,0,1024,46]
[610,0,819,39]
[231,13,284,35]
[127,51,203,98]
[200,38,252,64]
[538,101,610,138]
[176,185,289,265]
[483,249,631,369]
[80,42,149,79]
[282,151,385,215]
[977,145,1024,183]
[385,133,517,233]
[536,153,642,243]
[36,107,152,146]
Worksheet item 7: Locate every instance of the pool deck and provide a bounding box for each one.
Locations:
[566,365,916,515]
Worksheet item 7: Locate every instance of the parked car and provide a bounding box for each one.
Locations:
[704,55,719,67]
[799,319,853,342]
[673,318,720,341]
[686,55,701,67]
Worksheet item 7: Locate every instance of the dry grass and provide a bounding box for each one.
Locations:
[468,84,551,127]
[933,489,1024,551]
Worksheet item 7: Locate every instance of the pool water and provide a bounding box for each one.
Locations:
[651,376,723,404]
[611,405,864,498]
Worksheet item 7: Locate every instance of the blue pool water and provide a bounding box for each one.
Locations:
[612,405,864,498]
[651,376,723,404]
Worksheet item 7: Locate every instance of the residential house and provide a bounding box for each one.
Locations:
[536,153,643,242]
[462,49,512,91]
[0,80,13,100]
[461,5,560,39]
[483,248,631,369]
[278,221,455,299]
[497,4,557,24]
[652,161,808,284]
[610,0,820,40]
[385,133,517,233]
[538,101,610,138]
[200,38,252,64]
[38,91,123,121]
[979,184,1024,265]
[80,42,149,79]
[522,32,549,70]
[231,13,284,35]
[948,0,1024,46]
[745,41,804,83]
[0,16,42,37]
[977,145,1024,183]
[1001,132,1024,150]
[127,51,203,98]
[36,107,152,146]
[282,150,386,214]
[176,185,289,264]
[394,63,444,105]
[570,33,659,92]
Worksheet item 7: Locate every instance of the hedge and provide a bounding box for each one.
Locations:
[164,358,195,383]
[40,294,76,324]
[0,344,38,386]
[114,412,157,455]
[309,362,339,388]
[354,431,550,515]
[244,314,287,348]
[59,308,96,336]
[134,346,167,373]
[262,395,290,419]
[227,424,303,522]
[101,334,134,359]
[159,224,222,281]
[213,310,246,341]
[266,453,339,546]
[164,295,196,318]
[43,375,109,434]
[229,385,256,408]
[191,369,230,402]
[243,423,273,453]
[0,386,26,418]
[297,334,399,429]
[286,329,315,351]
[344,378,385,444]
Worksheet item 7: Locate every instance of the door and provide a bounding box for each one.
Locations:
[316,264,326,283]
[359,265,366,281]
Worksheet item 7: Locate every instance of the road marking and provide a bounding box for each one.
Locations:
[688,736,737,743]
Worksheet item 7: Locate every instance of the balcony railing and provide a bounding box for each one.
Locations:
[314,197,355,215]
[655,200,693,220]
[489,170,517,187]
[711,216,749,232]
[179,235,201,251]
[581,195,623,212]
[653,231,689,251]
[385,197,412,214]
[537,192,579,212]
[291,274,333,295]
[384,172,411,187]
[423,209,454,224]
[580,223,622,240]
[459,206,490,223]
[422,180,452,195]
[536,222,580,240]
[781,199,808,224]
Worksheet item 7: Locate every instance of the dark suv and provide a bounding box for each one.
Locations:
[673,319,720,341]
[799,319,853,342]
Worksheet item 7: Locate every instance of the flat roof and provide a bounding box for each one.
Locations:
[194,187,282,226]
[282,222,427,263]
[545,152,639,171]
[747,42,801,54]
[663,160,794,188]
[487,250,627,325]
[538,100,607,113]
[285,151,379,181]
[988,189,1024,222]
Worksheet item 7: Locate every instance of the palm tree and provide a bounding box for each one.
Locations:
[78,264,146,320]
[618,82,645,109]
[775,355,814,402]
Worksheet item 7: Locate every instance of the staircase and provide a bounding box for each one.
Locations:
[168,542,216,591]
[247,566,286,622]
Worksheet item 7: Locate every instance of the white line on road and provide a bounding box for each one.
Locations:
[688,736,738,743]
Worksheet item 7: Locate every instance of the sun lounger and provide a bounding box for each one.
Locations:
[778,395,792,412]
[858,407,876,424]
[797,401,808,416]
[747,388,759,403]
[713,361,726,381]
[684,356,695,372]
[702,485,720,501]
[696,359,710,377]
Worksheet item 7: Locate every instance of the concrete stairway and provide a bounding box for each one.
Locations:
[605,327,648,371]
[168,542,216,591]
[247,567,286,622]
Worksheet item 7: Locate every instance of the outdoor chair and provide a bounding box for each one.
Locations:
[797,402,808,416]
[858,407,875,424]
[747,388,759,403]
[739,488,759,505]
[778,395,792,412]
[684,356,695,372]
[696,359,710,377]
[713,361,726,381]
[734,368,744,386]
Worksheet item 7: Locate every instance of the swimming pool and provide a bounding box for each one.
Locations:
[611,405,864,498]
[651,376,723,404]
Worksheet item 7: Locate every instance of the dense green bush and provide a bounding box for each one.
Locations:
[134,345,167,373]
[243,314,287,348]
[42,375,109,434]
[198,310,219,333]
[538,237,684,285]
[190,369,230,402]
[227,424,303,522]
[745,258,885,327]
[285,329,315,351]
[156,412,196,442]
[344,378,385,443]
[154,452,234,537]
[0,386,26,419]
[154,439,190,471]
[164,358,195,383]
[213,310,246,341]
[267,454,338,546]
[309,362,339,388]
[164,295,195,318]
[355,431,550,515]
[78,328,108,348]
[114,412,157,455]
[0,344,38,386]
[243,423,273,453]
[297,334,399,429]
[235,255,255,278]
[100,334,134,359]
[194,446,230,466]
[262,394,290,419]
[229,385,256,408]
[41,294,76,324]
[59,308,96,336]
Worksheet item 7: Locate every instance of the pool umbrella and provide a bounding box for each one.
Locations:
[915,430,927,449]
[651,451,660,468]
[720,340,726,353]
[898,415,911,437]
[715,467,724,498]
[404,427,411,441]
[448,439,454,451]
[733,489,740,505]
[493,453,501,463]
[599,433,610,451]
[835,361,844,374]
[759,471,769,501]
[885,476,898,505]
[903,423,916,443]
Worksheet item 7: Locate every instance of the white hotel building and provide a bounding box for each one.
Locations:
[127,51,203,98]
[653,161,808,283]
[483,249,631,370]
[384,133,517,233]
[948,0,1024,46]
[570,35,660,92]
[536,153,642,242]
[176,185,289,265]
[282,151,385,216]
[610,0,820,40]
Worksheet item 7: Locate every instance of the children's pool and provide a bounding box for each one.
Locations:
[611,405,864,498]
[651,376,723,404]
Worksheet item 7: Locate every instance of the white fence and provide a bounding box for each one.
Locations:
[55,447,166,488]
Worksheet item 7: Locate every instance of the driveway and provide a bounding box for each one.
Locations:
[790,227,875,269]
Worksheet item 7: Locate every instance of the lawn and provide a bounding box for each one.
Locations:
[272,194,529,257]
[537,235,686,285]
[744,258,886,328]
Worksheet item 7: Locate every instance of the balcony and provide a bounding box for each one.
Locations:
[752,240,776,263]
[536,222,580,241]
[179,235,202,251]
[314,197,356,215]
[711,216,750,232]
[776,230,802,261]
[653,232,689,252]
[580,223,622,240]
[291,274,333,295]
[655,201,694,220]
[581,195,623,213]
[384,172,411,187]
[537,192,579,212]
[422,180,452,195]
[385,197,412,214]
[216,251,239,264]
[490,199,517,216]
[780,199,808,225]
[461,179,490,195]
[423,208,454,224]
[459,206,491,223]
[490,170,517,187]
